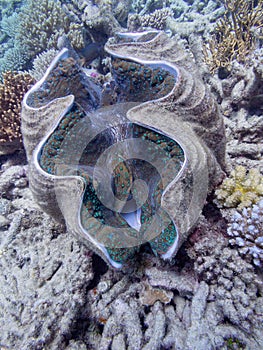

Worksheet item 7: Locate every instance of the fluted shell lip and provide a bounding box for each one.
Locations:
[23,48,70,111]
[21,31,224,268]
[115,30,161,42]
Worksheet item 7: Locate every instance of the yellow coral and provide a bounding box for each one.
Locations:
[215,165,263,209]
[203,0,263,73]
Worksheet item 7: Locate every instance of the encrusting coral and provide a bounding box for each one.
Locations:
[227,199,263,267]
[0,71,35,155]
[215,165,263,209]
[203,0,263,73]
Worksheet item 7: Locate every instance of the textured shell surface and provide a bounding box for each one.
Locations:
[21,31,225,268]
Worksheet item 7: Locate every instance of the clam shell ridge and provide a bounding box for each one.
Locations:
[21,31,225,268]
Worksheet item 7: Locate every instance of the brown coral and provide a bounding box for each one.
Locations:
[203,0,263,73]
[0,71,35,155]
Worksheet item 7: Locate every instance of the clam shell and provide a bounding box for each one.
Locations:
[21,32,225,267]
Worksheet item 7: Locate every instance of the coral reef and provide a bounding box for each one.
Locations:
[227,199,263,267]
[0,0,262,348]
[0,71,35,155]
[0,164,94,349]
[215,165,263,209]
[0,0,23,18]
[203,0,263,73]
[0,12,20,38]
[0,45,29,80]
[189,36,263,167]
[0,0,85,79]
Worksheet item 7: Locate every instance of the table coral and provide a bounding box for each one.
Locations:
[227,199,263,267]
[0,71,35,155]
[215,165,263,209]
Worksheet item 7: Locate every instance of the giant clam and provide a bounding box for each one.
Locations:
[21,31,225,268]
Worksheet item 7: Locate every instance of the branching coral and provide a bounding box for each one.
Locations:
[140,8,173,30]
[29,48,59,81]
[227,199,263,267]
[0,45,29,80]
[215,165,263,209]
[128,7,173,31]
[188,229,262,333]
[17,0,84,59]
[0,71,35,155]
[203,0,263,73]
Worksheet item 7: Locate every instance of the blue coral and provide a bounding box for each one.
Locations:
[227,199,263,267]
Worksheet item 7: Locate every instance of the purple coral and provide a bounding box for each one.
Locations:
[227,199,263,267]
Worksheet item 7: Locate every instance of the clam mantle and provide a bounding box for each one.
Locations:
[21,31,225,268]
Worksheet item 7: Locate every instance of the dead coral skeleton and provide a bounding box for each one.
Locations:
[203,0,263,73]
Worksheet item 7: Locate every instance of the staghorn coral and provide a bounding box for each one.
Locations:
[0,71,35,155]
[203,0,263,73]
[227,199,263,267]
[215,165,263,209]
